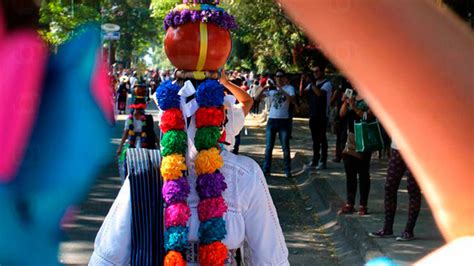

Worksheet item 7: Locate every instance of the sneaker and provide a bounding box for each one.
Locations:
[303,163,316,170]
[396,231,415,241]
[316,162,327,170]
[358,205,369,215]
[337,204,355,215]
[369,229,394,238]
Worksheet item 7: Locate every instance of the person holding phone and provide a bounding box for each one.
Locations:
[339,89,373,215]
[302,66,331,169]
[259,70,296,178]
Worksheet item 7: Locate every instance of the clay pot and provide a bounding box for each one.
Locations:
[134,86,147,97]
[164,22,232,71]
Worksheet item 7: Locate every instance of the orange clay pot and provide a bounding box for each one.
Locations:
[164,22,232,71]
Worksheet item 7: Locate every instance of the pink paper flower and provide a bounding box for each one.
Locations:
[165,202,191,228]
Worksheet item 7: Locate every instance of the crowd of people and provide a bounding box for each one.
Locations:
[216,65,423,242]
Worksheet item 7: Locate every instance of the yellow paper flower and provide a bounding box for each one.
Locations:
[161,154,187,181]
[195,148,223,175]
[129,130,135,136]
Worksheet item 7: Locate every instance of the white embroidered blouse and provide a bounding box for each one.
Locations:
[89,150,289,266]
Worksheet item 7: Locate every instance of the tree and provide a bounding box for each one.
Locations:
[39,0,159,67]
[39,0,100,47]
[222,0,323,73]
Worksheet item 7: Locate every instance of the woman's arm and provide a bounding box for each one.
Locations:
[339,99,349,118]
[117,130,129,156]
[299,75,305,96]
[219,69,254,116]
[277,85,296,105]
[349,99,374,120]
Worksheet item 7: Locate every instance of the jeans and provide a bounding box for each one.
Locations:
[309,116,328,165]
[263,118,292,175]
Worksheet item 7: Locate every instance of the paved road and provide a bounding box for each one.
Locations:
[59,109,339,265]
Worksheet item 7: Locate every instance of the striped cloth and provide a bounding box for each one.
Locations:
[126,148,164,266]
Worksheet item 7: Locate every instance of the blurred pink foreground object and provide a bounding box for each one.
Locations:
[277,0,473,262]
[0,12,47,182]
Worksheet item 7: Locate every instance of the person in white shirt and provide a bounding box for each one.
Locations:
[89,72,289,266]
[259,70,296,178]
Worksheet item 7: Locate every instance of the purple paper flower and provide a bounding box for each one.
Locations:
[196,172,227,199]
[163,177,191,205]
[173,13,181,26]
[163,9,238,30]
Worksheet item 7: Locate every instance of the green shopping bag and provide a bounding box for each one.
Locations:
[354,120,384,152]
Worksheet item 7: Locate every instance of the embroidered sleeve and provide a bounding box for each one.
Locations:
[241,160,289,265]
[89,179,132,266]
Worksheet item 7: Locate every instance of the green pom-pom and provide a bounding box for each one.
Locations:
[195,127,221,151]
[161,130,187,156]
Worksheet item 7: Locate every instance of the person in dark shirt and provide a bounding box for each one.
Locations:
[301,68,330,169]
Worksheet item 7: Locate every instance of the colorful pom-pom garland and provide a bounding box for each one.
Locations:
[157,81,192,265]
[194,79,229,264]
[157,78,229,264]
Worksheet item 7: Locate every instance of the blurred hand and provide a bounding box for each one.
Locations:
[347,97,355,107]
[116,146,122,157]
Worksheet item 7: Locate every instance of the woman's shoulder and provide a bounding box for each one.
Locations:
[222,150,260,171]
[221,151,264,186]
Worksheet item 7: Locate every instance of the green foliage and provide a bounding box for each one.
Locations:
[39,0,100,46]
[222,0,316,73]
[40,0,159,67]
[39,0,326,71]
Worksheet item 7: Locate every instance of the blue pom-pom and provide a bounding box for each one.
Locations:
[198,217,227,244]
[196,79,225,107]
[156,80,181,110]
[366,257,397,266]
[164,226,189,252]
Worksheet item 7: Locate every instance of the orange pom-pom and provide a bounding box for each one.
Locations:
[198,241,228,265]
[164,251,186,266]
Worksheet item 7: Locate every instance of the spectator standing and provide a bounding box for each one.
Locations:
[314,66,333,169]
[369,141,422,241]
[331,78,350,162]
[250,80,261,114]
[261,70,296,178]
[301,67,330,169]
[129,71,138,89]
[338,90,373,215]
